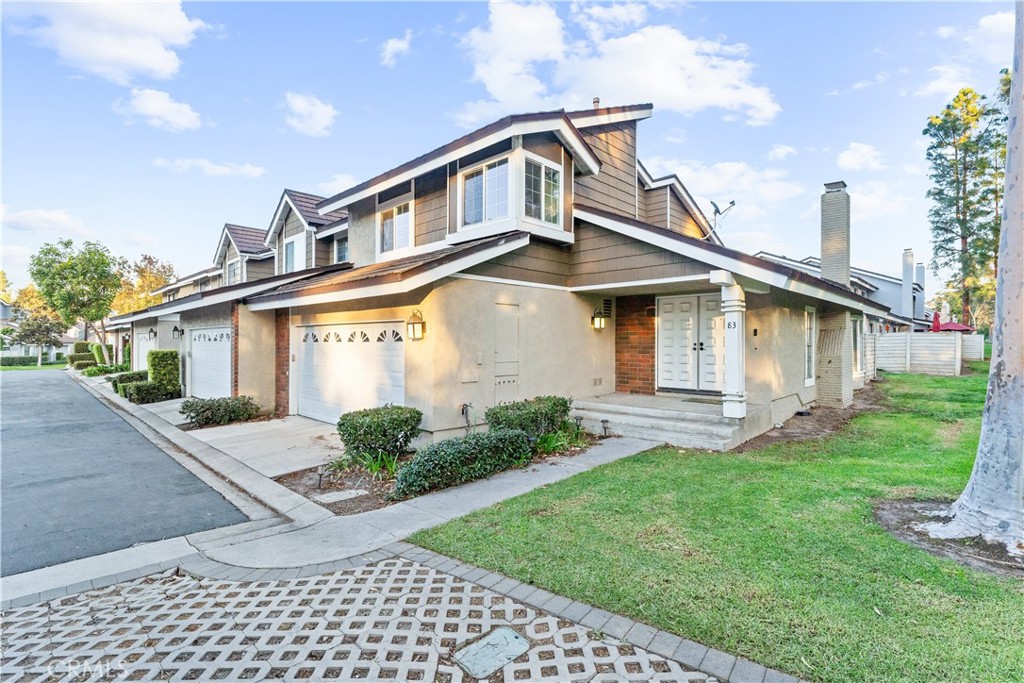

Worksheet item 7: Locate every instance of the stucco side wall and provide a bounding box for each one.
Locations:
[130,318,181,371]
[346,198,377,268]
[180,303,232,398]
[237,306,276,410]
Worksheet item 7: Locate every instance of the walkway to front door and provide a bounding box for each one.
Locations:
[657,294,725,392]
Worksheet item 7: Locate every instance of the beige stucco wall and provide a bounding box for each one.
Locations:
[237,306,276,410]
[130,318,182,372]
[288,277,614,438]
[346,198,376,267]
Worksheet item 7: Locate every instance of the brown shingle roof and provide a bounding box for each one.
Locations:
[225,224,272,255]
[284,189,348,228]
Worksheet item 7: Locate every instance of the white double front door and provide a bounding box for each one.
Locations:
[657,294,726,392]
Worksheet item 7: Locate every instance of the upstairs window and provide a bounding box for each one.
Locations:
[380,202,411,253]
[226,260,240,285]
[525,158,560,226]
[284,242,295,272]
[334,236,349,263]
[283,234,305,273]
[166,291,177,302]
[463,158,509,226]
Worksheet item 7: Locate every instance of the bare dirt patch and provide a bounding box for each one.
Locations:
[936,421,965,446]
[875,499,1024,579]
[734,380,888,452]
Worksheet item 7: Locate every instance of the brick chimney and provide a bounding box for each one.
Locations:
[902,249,914,319]
[820,181,851,286]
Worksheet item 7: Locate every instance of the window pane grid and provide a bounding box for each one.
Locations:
[464,159,508,226]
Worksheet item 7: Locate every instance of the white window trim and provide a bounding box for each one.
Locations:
[283,234,306,273]
[333,235,350,264]
[376,190,416,262]
[852,315,864,377]
[226,258,241,285]
[459,153,512,230]
[804,306,817,387]
[521,149,563,230]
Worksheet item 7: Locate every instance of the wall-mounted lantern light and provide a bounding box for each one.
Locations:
[406,309,426,341]
[148,328,157,340]
[172,326,182,340]
[591,309,608,330]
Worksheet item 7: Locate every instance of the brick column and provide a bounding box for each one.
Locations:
[274,309,290,416]
[816,309,853,408]
[615,295,656,394]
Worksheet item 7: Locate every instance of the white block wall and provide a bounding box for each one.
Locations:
[875,332,962,376]
[961,333,985,361]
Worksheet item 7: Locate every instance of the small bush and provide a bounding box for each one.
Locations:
[121,380,177,405]
[336,405,423,461]
[392,429,531,498]
[109,370,148,392]
[68,352,94,365]
[89,343,113,363]
[485,396,572,439]
[1,357,39,367]
[180,396,261,427]
[123,342,131,364]
[73,360,97,370]
[73,341,90,354]
[148,349,180,393]
[55,352,64,361]
[82,362,130,377]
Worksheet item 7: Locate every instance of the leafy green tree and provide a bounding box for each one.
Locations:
[923,86,1003,326]
[112,255,176,315]
[10,313,67,366]
[29,240,124,364]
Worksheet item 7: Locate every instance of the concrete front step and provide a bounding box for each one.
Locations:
[573,400,735,425]
[579,418,732,451]
[573,409,738,440]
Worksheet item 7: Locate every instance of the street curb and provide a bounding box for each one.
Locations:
[73,373,334,527]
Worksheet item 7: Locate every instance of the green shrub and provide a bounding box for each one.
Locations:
[392,429,531,498]
[1,357,39,367]
[82,362,130,377]
[55,352,64,361]
[121,380,174,405]
[484,396,572,439]
[73,360,97,370]
[147,349,180,393]
[123,341,131,364]
[68,352,94,365]
[73,341,90,354]
[89,343,113,363]
[179,396,261,427]
[109,370,148,392]
[336,405,423,463]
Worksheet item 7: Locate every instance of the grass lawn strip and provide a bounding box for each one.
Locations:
[412,365,1024,683]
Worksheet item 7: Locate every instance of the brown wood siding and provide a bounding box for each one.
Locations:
[640,187,669,229]
[223,242,239,281]
[275,232,284,274]
[447,162,458,234]
[636,179,650,225]
[463,242,570,287]
[523,132,562,163]
[415,168,448,246]
[245,257,274,281]
[305,231,313,270]
[568,223,710,287]
[283,210,304,238]
[314,236,331,267]
[668,190,703,238]
[574,121,638,219]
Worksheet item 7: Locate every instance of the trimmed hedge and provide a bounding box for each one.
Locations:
[392,429,531,498]
[82,362,130,377]
[485,396,572,439]
[147,349,180,393]
[73,360,97,370]
[89,343,113,363]
[336,405,423,459]
[121,380,172,405]
[109,371,148,393]
[1,357,40,367]
[180,396,261,427]
[68,353,94,365]
[73,341,90,354]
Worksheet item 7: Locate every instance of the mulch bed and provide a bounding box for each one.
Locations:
[874,499,1024,579]
[275,431,600,517]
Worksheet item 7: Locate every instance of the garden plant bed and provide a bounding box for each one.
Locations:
[275,431,600,516]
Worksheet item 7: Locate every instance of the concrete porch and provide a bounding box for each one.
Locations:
[573,393,771,451]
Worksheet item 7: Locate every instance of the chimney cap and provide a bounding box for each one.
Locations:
[593,96,600,109]
[824,180,848,192]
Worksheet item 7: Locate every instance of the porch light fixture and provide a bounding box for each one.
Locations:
[148,328,157,340]
[406,309,426,341]
[172,326,182,340]
[591,309,608,330]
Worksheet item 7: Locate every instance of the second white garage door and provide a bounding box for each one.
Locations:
[295,322,405,424]
[190,327,231,399]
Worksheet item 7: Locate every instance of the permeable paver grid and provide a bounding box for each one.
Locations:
[1,559,717,682]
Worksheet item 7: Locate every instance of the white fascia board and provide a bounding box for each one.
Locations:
[151,269,214,295]
[247,234,531,311]
[117,273,312,323]
[569,273,711,292]
[211,226,232,266]
[568,107,653,129]
[319,119,600,215]
[266,194,312,246]
[317,221,349,239]
[575,208,891,317]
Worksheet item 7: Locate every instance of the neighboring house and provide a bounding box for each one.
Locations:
[265,189,350,275]
[214,224,276,285]
[154,266,223,304]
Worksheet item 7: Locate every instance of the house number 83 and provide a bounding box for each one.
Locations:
[726,321,737,329]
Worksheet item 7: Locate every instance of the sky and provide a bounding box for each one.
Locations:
[1,1,1016,299]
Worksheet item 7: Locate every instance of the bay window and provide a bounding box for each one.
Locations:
[525,158,560,226]
[463,158,509,226]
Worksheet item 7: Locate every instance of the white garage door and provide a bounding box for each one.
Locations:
[190,327,231,399]
[295,322,405,424]
[134,333,156,370]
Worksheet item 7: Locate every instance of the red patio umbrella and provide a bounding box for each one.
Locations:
[931,312,941,332]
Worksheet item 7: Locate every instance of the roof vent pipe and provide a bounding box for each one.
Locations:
[593,96,600,109]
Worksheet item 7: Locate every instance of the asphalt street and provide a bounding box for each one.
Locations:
[0,369,246,576]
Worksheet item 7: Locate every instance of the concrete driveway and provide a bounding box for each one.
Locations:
[187,415,341,477]
[0,370,247,576]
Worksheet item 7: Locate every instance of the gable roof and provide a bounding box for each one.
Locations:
[245,232,531,310]
[266,189,350,245]
[151,265,221,295]
[755,252,879,293]
[316,109,602,214]
[214,223,272,266]
[637,160,720,246]
[574,205,895,318]
[565,103,654,128]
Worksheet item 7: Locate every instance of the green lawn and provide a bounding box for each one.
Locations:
[412,366,1024,683]
[0,362,66,371]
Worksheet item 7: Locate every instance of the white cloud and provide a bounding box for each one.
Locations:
[962,11,1015,66]
[849,181,909,222]
[836,142,887,171]
[458,1,779,128]
[917,11,1013,98]
[0,204,93,238]
[283,92,338,137]
[664,128,687,144]
[851,71,889,90]
[5,2,207,84]
[936,26,955,39]
[915,64,973,97]
[114,88,201,131]
[380,30,413,67]
[767,144,797,161]
[317,173,358,196]
[571,1,647,42]
[152,158,265,178]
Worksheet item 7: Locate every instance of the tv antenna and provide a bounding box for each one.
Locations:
[701,200,735,240]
